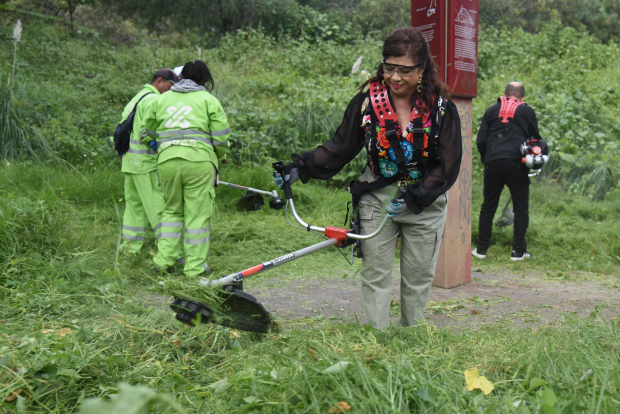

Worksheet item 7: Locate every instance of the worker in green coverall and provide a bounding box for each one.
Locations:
[114,68,180,253]
[143,60,230,277]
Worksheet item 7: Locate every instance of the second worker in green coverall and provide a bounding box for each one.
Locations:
[116,68,179,253]
[143,60,230,277]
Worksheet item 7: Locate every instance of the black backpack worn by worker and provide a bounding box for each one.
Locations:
[112,92,153,155]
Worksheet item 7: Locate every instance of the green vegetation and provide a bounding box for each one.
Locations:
[0,164,619,413]
[479,0,620,43]
[0,164,620,413]
[476,20,620,200]
[1,1,620,412]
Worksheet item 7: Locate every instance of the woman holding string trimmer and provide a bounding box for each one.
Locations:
[276,28,462,329]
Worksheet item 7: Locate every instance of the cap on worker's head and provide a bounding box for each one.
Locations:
[152,68,179,84]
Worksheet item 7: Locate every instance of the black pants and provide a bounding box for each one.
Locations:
[477,159,530,253]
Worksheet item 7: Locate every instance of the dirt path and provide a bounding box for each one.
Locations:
[249,270,620,329]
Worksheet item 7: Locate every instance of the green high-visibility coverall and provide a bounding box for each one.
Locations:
[115,84,166,253]
[143,88,230,276]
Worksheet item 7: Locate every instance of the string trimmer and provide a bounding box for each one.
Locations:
[171,161,392,333]
[219,181,286,211]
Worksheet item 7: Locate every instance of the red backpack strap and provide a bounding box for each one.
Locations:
[498,96,524,123]
[370,82,397,126]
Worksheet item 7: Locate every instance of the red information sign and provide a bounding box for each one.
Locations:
[411,0,478,98]
[411,0,446,82]
[447,0,478,97]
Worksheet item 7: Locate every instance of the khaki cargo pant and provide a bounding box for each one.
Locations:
[358,172,448,329]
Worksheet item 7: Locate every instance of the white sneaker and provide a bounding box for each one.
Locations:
[471,248,486,259]
[510,250,534,261]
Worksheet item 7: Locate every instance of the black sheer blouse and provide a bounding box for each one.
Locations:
[295,90,463,211]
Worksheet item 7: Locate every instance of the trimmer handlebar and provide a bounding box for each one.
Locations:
[272,161,294,200]
[271,161,390,242]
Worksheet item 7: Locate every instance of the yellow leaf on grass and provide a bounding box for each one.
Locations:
[328,401,351,413]
[464,367,495,395]
[58,328,72,337]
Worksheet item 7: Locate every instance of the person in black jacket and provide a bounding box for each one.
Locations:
[472,82,540,261]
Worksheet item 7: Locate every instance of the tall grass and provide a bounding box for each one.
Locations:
[0,75,52,160]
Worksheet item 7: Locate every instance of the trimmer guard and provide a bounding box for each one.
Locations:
[236,191,264,211]
[170,290,272,334]
[216,290,272,333]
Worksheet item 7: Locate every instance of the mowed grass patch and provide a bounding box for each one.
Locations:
[0,162,619,413]
[2,298,619,412]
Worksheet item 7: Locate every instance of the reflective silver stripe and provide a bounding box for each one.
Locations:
[123,225,147,232]
[130,139,144,145]
[123,234,144,241]
[156,137,213,147]
[146,129,158,138]
[185,226,210,235]
[184,236,210,245]
[212,139,229,146]
[157,232,182,239]
[154,222,184,231]
[158,129,208,138]
[126,148,157,155]
[210,128,231,137]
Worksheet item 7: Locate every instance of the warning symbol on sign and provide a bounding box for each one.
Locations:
[455,6,474,25]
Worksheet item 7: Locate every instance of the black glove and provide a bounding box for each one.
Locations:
[402,184,424,215]
[274,162,300,188]
[283,162,299,186]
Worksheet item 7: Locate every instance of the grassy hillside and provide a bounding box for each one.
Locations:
[1,9,620,414]
[1,14,619,194]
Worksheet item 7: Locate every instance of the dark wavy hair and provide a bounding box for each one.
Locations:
[181,60,214,91]
[360,27,450,109]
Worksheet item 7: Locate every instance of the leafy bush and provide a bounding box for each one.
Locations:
[2,12,620,194]
[480,0,620,43]
[475,19,620,199]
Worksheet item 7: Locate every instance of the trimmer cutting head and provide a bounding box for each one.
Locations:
[268,197,286,210]
[170,298,214,326]
[170,290,272,333]
[236,191,264,211]
[495,205,515,228]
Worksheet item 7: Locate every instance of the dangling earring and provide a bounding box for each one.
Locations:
[417,77,423,93]
[382,79,387,87]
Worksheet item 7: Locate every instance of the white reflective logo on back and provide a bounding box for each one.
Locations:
[165,105,193,129]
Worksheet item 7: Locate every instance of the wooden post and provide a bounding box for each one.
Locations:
[433,98,472,288]
[412,0,478,288]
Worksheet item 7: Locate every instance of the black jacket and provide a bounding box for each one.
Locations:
[476,97,541,164]
[295,91,462,209]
